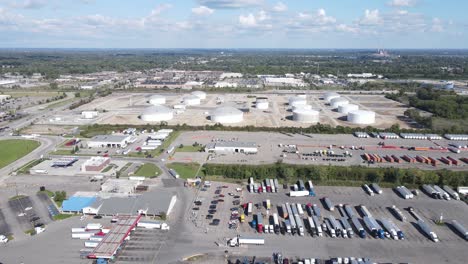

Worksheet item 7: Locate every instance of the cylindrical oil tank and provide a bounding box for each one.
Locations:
[256,97,269,110]
[141,105,174,122]
[191,91,207,100]
[292,109,319,123]
[211,106,244,124]
[330,97,349,109]
[289,97,307,107]
[338,104,359,114]
[347,110,376,124]
[183,95,201,106]
[323,92,340,102]
[148,95,166,105]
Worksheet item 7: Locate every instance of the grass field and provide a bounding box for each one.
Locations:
[16,158,46,174]
[134,163,161,178]
[0,139,40,169]
[176,145,204,152]
[167,162,201,179]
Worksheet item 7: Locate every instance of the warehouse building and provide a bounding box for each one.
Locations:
[61,196,97,213]
[205,142,258,154]
[88,135,132,148]
[81,111,98,119]
[81,156,111,172]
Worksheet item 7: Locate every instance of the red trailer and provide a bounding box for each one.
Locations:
[446,156,459,166]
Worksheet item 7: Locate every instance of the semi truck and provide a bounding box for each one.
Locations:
[229,236,265,247]
[284,220,292,233]
[350,217,366,238]
[323,197,334,211]
[370,183,382,194]
[306,203,314,217]
[433,185,451,200]
[168,169,179,179]
[312,204,322,218]
[307,216,316,236]
[296,203,304,215]
[265,178,271,192]
[256,213,264,233]
[312,215,323,237]
[273,179,279,192]
[363,216,384,239]
[363,184,374,196]
[381,219,398,240]
[273,213,280,234]
[270,179,276,193]
[324,218,336,238]
[340,217,354,238]
[247,202,253,216]
[389,220,405,240]
[286,203,297,234]
[396,186,413,199]
[328,215,342,237]
[290,190,310,197]
[281,204,288,219]
[443,185,460,200]
[294,214,305,236]
[298,180,305,191]
[450,220,468,240]
[265,199,271,210]
[391,205,407,222]
[422,184,438,199]
[417,220,439,242]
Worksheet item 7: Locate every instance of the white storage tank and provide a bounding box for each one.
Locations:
[292,104,312,111]
[141,105,174,122]
[148,95,166,105]
[323,92,340,102]
[191,91,207,100]
[256,97,269,110]
[183,95,201,106]
[292,109,319,123]
[289,97,307,107]
[211,106,244,124]
[338,103,359,114]
[348,110,376,125]
[330,97,349,109]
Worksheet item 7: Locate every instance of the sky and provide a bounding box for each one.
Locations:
[0,0,467,49]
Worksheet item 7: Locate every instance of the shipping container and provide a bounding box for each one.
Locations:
[323,197,334,211]
[443,185,460,200]
[450,220,468,240]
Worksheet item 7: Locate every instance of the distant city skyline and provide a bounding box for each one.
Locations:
[0,0,466,49]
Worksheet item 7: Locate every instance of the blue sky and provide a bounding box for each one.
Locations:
[0,0,466,48]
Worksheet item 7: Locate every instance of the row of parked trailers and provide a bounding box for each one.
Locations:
[248,177,280,193]
[422,184,460,200]
[354,132,468,140]
[363,153,467,166]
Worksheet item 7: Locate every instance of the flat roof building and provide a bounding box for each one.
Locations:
[88,135,131,148]
[205,142,258,154]
[81,156,111,172]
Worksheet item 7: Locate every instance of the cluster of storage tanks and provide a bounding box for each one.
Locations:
[323,92,376,125]
[287,95,320,124]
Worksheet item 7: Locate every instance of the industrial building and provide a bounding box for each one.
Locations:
[82,189,177,217]
[210,106,244,124]
[348,110,376,125]
[148,95,166,105]
[81,111,98,119]
[88,135,132,148]
[292,109,319,123]
[81,156,111,172]
[140,105,174,122]
[264,77,307,87]
[205,142,258,154]
[52,157,79,167]
[61,196,97,213]
[0,94,11,102]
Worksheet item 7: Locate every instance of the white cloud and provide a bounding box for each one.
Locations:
[297,9,336,25]
[359,9,382,25]
[150,3,172,16]
[239,10,271,28]
[198,0,263,9]
[431,17,443,32]
[192,5,214,16]
[10,0,46,9]
[272,2,287,12]
[388,0,416,7]
[239,13,257,27]
[336,24,359,33]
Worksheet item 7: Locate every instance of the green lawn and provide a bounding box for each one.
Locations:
[134,163,161,178]
[167,162,201,179]
[176,145,204,152]
[53,214,75,221]
[16,158,46,174]
[101,165,114,173]
[0,139,40,169]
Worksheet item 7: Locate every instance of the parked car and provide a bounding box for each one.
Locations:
[218,199,225,202]
[192,207,200,211]
[93,215,102,219]
[206,215,214,220]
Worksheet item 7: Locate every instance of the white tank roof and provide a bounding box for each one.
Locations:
[141,105,173,122]
[148,95,166,105]
[347,110,375,125]
[324,92,340,102]
[330,97,349,109]
[338,104,359,114]
[191,91,207,100]
[292,109,319,123]
[211,106,244,124]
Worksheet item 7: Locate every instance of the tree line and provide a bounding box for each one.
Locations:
[202,163,468,188]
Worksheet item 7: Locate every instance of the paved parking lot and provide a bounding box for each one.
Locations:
[8,196,37,232]
[0,209,12,236]
[117,228,169,263]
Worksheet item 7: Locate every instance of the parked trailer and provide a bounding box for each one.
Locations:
[273,213,280,234]
[86,223,102,230]
[396,186,412,199]
[350,217,366,238]
[72,228,87,233]
[433,185,451,200]
[443,185,460,200]
[337,204,347,218]
[312,215,323,237]
[84,240,100,248]
[370,183,382,194]
[381,219,398,240]
[450,220,468,240]
[389,220,405,240]
[447,156,459,165]
[312,204,322,218]
[323,197,334,211]
[307,216,316,236]
[168,169,179,179]
[249,177,254,184]
[298,180,305,191]
[273,179,279,191]
[439,157,452,165]
[359,205,372,218]
[72,232,96,240]
[325,218,336,237]
[363,184,374,196]
[363,216,380,238]
[265,179,271,192]
[422,184,438,198]
[328,215,342,237]
[281,204,288,219]
[297,203,304,215]
[295,214,305,236]
[285,220,292,234]
[306,203,314,217]
[344,204,355,218]
[89,236,104,242]
[286,203,297,234]
[417,220,439,242]
[270,179,276,193]
[391,155,401,163]
[247,202,253,216]
[229,237,265,247]
[256,213,264,233]
[265,199,271,210]
[391,205,406,222]
[340,217,354,238]
[335,218,348,238]
[290,190,310,197]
